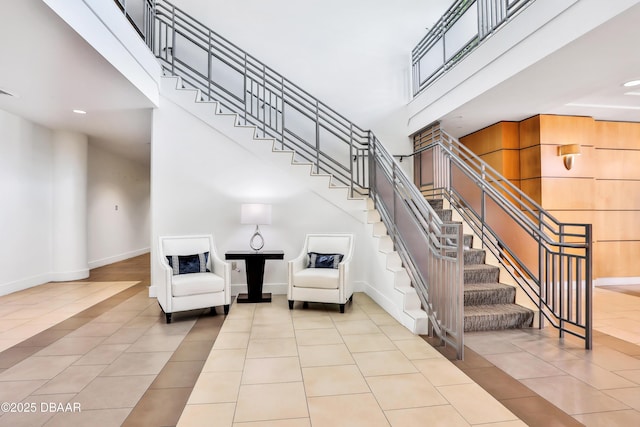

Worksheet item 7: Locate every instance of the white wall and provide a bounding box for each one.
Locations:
[165,0,449,157]
[0,109,54,294]
[87,143,151,268]
[151,96,368,295]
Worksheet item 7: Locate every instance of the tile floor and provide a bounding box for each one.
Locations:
[0,255,639,426]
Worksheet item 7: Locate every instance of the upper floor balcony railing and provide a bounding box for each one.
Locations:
[412,0,535,97]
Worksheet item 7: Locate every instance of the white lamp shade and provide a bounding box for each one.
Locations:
[240,204,272,225]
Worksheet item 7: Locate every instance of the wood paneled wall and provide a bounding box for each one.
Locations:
[459,115,640,280]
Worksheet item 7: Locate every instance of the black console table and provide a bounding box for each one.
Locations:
[225,250,284,303]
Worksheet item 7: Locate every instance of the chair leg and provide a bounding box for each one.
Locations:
[165,312,172,323]
[339,304,345,313]
[224,304,230,315]
[210,307,217,316]
[288,300,294,310]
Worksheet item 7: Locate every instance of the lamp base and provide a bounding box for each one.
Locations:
[249,226,264,251]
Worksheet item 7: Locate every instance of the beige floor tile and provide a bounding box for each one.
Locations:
[0,393,75,427]
[221,318,253,332]
[64,322,123,338]
[233,419,311,427]
[307,393,389,427]
[242,357,302,384]
[295,328,343,346]
[246,338,298,358]
[551,358,637,389]
[99,351,172,376]
[73,344,131,366]
[213,332,251,350]
[603,387,640,411]
[188,371,242,404]
[341,333,396,353]
[616,369,640,384]
[437,383,518,425]
[250,323,295,339]
[202,349,247,372]
[335,319,382,335]
[393,338,442,360]
[33,364,106,395]
[329,310,370,322]
[573,408,640,426]
[378,324,418,341]
[367,373,448,410]
[522,375,630,414]
[101,327,149,345]
[569,346,640,371]
[44,407,131,427]
[385,405,471,427]
[473,421,528,427]
[412,358,473,386]
[125,334,185,352]
[177,403,235,427]
[234,382,308,422]
[353,350,417,377]
[368,312,400,326]
[302,365,369,396]
[34,336,106,356]
[0,379,47,402]
[292,316,335,330]
[0,355,80,381]
[73,375,155,410]
[511,338,581,361]
[298,343,354,367]
[483,351,566,379]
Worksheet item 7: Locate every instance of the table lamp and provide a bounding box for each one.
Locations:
[240,203,272,251]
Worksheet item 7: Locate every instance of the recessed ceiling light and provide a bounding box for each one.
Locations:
[73,109,87,114]
[623,80,640,87]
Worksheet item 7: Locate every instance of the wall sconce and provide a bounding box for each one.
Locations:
[558,144,581,170]
[240,204,272,251]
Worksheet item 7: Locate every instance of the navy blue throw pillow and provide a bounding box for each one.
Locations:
[166,252,210,275]
[307,252,344,269]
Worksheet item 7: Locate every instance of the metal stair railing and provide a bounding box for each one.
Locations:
[152,0,369,197]
[114,0,467,359]
[414,123,592,349]
[411,0,535,97]
[370,135,465,358]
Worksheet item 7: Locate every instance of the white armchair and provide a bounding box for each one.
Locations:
[158,234,230,323]
[288,233,354,313]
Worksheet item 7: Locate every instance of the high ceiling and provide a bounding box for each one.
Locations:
[438,2,640,138]
[0,0,638,164]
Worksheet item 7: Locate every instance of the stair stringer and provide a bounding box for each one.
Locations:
[160,76,366,223]
[361,199,428,334]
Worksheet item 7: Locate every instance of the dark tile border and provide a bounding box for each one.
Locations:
[122,312,226,426]
[0,282,147,370]
[421,335,583,427]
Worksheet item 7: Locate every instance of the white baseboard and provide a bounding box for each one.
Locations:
[594,277,640,287]
[0,273,53,297]
[88,248,150,269]
[50,269,90,282]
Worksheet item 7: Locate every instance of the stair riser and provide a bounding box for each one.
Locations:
[427,199,444,210]
[446,250,486,264]
[464,311,534,332]
[464,268,500,284]
[464,287,515,306]
[435,209,452,222]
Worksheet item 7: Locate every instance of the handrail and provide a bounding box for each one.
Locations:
[115,0,468,358]
[370,135,465,358]
[152,0,369,197]
[414,123,592,349]
[412,0,535,96]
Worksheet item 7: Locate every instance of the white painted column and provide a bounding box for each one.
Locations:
[51,130,89,281]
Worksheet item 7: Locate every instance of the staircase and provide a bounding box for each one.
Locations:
[429,199,534,332]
